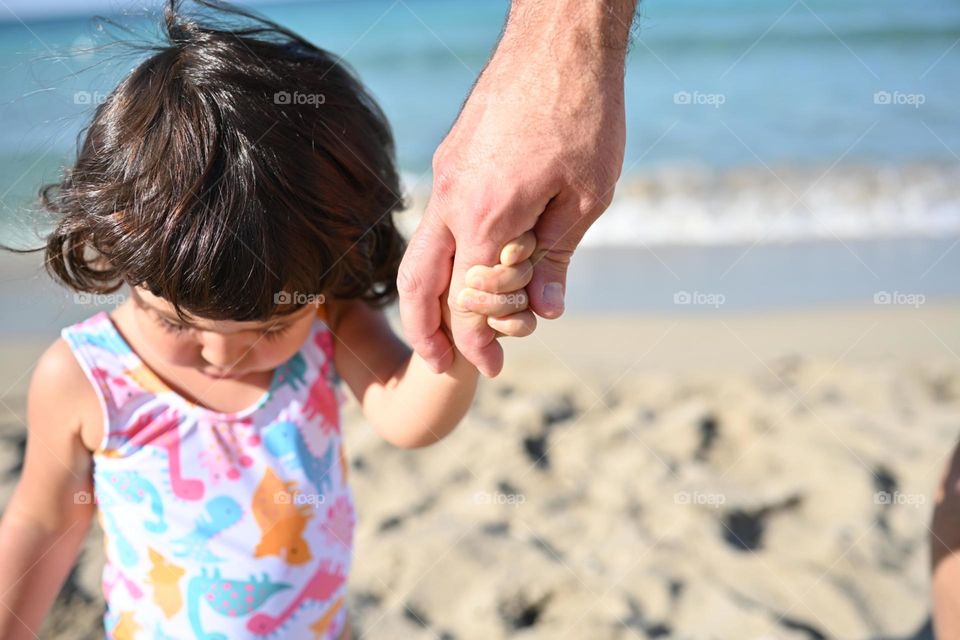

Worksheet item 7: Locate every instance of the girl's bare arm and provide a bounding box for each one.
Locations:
[327,299,477,449]
[0,339,96,639]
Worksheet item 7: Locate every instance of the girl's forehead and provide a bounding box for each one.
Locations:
[129,285,313,332]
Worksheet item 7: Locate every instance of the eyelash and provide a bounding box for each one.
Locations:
[158,317,190,335]
[157,317,291,340]
[262,324,291,341]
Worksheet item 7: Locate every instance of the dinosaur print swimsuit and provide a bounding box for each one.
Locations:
[61,309,355,639]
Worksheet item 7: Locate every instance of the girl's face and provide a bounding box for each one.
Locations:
[129,286,319,380]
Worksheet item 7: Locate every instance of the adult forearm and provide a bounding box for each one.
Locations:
[502,0,638,61]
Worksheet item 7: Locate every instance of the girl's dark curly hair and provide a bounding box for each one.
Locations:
[6,0,407,323]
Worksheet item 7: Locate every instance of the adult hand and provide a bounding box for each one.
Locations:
[398,0,636,378]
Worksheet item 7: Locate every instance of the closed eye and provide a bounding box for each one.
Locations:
[155,312,292,340]
[158,316,190,335]
[263,324,292,341]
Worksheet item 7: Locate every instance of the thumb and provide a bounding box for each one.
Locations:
[397,211,456,372]
[528,200,593,320]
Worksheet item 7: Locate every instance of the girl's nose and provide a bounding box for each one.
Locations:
[199,333,249,370]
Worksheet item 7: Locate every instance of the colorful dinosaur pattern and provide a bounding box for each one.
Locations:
[187,568,291,640]
[252,468,314,565]
[146,546,185,619]
[199,419,258,483]
[302,333,339,433]
[172,496,243,562]
[273,353,309,392]
[63,311,353,637]
[100,470,167,533]
[264,421,336,495]
[246,560,346,635]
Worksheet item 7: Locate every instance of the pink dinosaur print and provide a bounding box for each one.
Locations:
[90,367,140,415]
[320,495,355,548]
[302,332,339,435]
[151,411,205,501]
[199,418,258,483]
[246,559,346,636]
[103,564,144,601]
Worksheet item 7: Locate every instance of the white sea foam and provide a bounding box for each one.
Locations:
[400,163,960,247]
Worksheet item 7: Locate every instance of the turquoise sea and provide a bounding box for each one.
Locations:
[0,0,958,319]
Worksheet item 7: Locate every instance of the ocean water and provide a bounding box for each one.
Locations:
[0,0,958,300]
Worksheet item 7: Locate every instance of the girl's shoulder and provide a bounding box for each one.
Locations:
[31,336,103,453]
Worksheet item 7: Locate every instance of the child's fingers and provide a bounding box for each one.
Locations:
[456,287,528,317]
[464,260,533,294]
[488,310,537,338]
[499,230,537,266]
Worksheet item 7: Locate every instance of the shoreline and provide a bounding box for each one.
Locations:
[2,237,959,335]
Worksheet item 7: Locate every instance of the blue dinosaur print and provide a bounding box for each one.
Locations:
[172,496,242,562]
[73,329,131,356]
[186,568,290,640]
[271,353,308,392]
[99,470,167,533]
[263,421,336,495]
[97,491,138,567]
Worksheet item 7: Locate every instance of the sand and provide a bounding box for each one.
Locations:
[1,302,958,639]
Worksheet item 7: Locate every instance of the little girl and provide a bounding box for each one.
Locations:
[0,2,538,638]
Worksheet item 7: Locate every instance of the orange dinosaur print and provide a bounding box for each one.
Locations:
[145,547,185,619]
[112,610,140,640]
[310,595,344,638]
[124,364,171,396]
[252,468,315,565]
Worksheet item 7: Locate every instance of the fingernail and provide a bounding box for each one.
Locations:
[543,282,564,314]
[456,290,473,309]
[468,275,484,289]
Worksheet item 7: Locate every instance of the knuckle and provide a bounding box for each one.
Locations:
[465,325,495,351]
[485,270,504,292]
[396,262,423,295]
[515,261,535,286]
[591,189,615,214]
[534,246,575,269]
[432,167,455,203]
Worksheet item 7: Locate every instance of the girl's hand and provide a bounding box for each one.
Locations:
[456,231,538,339]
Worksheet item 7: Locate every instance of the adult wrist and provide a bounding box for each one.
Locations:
[502,0,636,61]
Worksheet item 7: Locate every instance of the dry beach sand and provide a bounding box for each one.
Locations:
[0,299,957,639]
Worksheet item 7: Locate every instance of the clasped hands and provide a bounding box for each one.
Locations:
[435,231,540,362]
